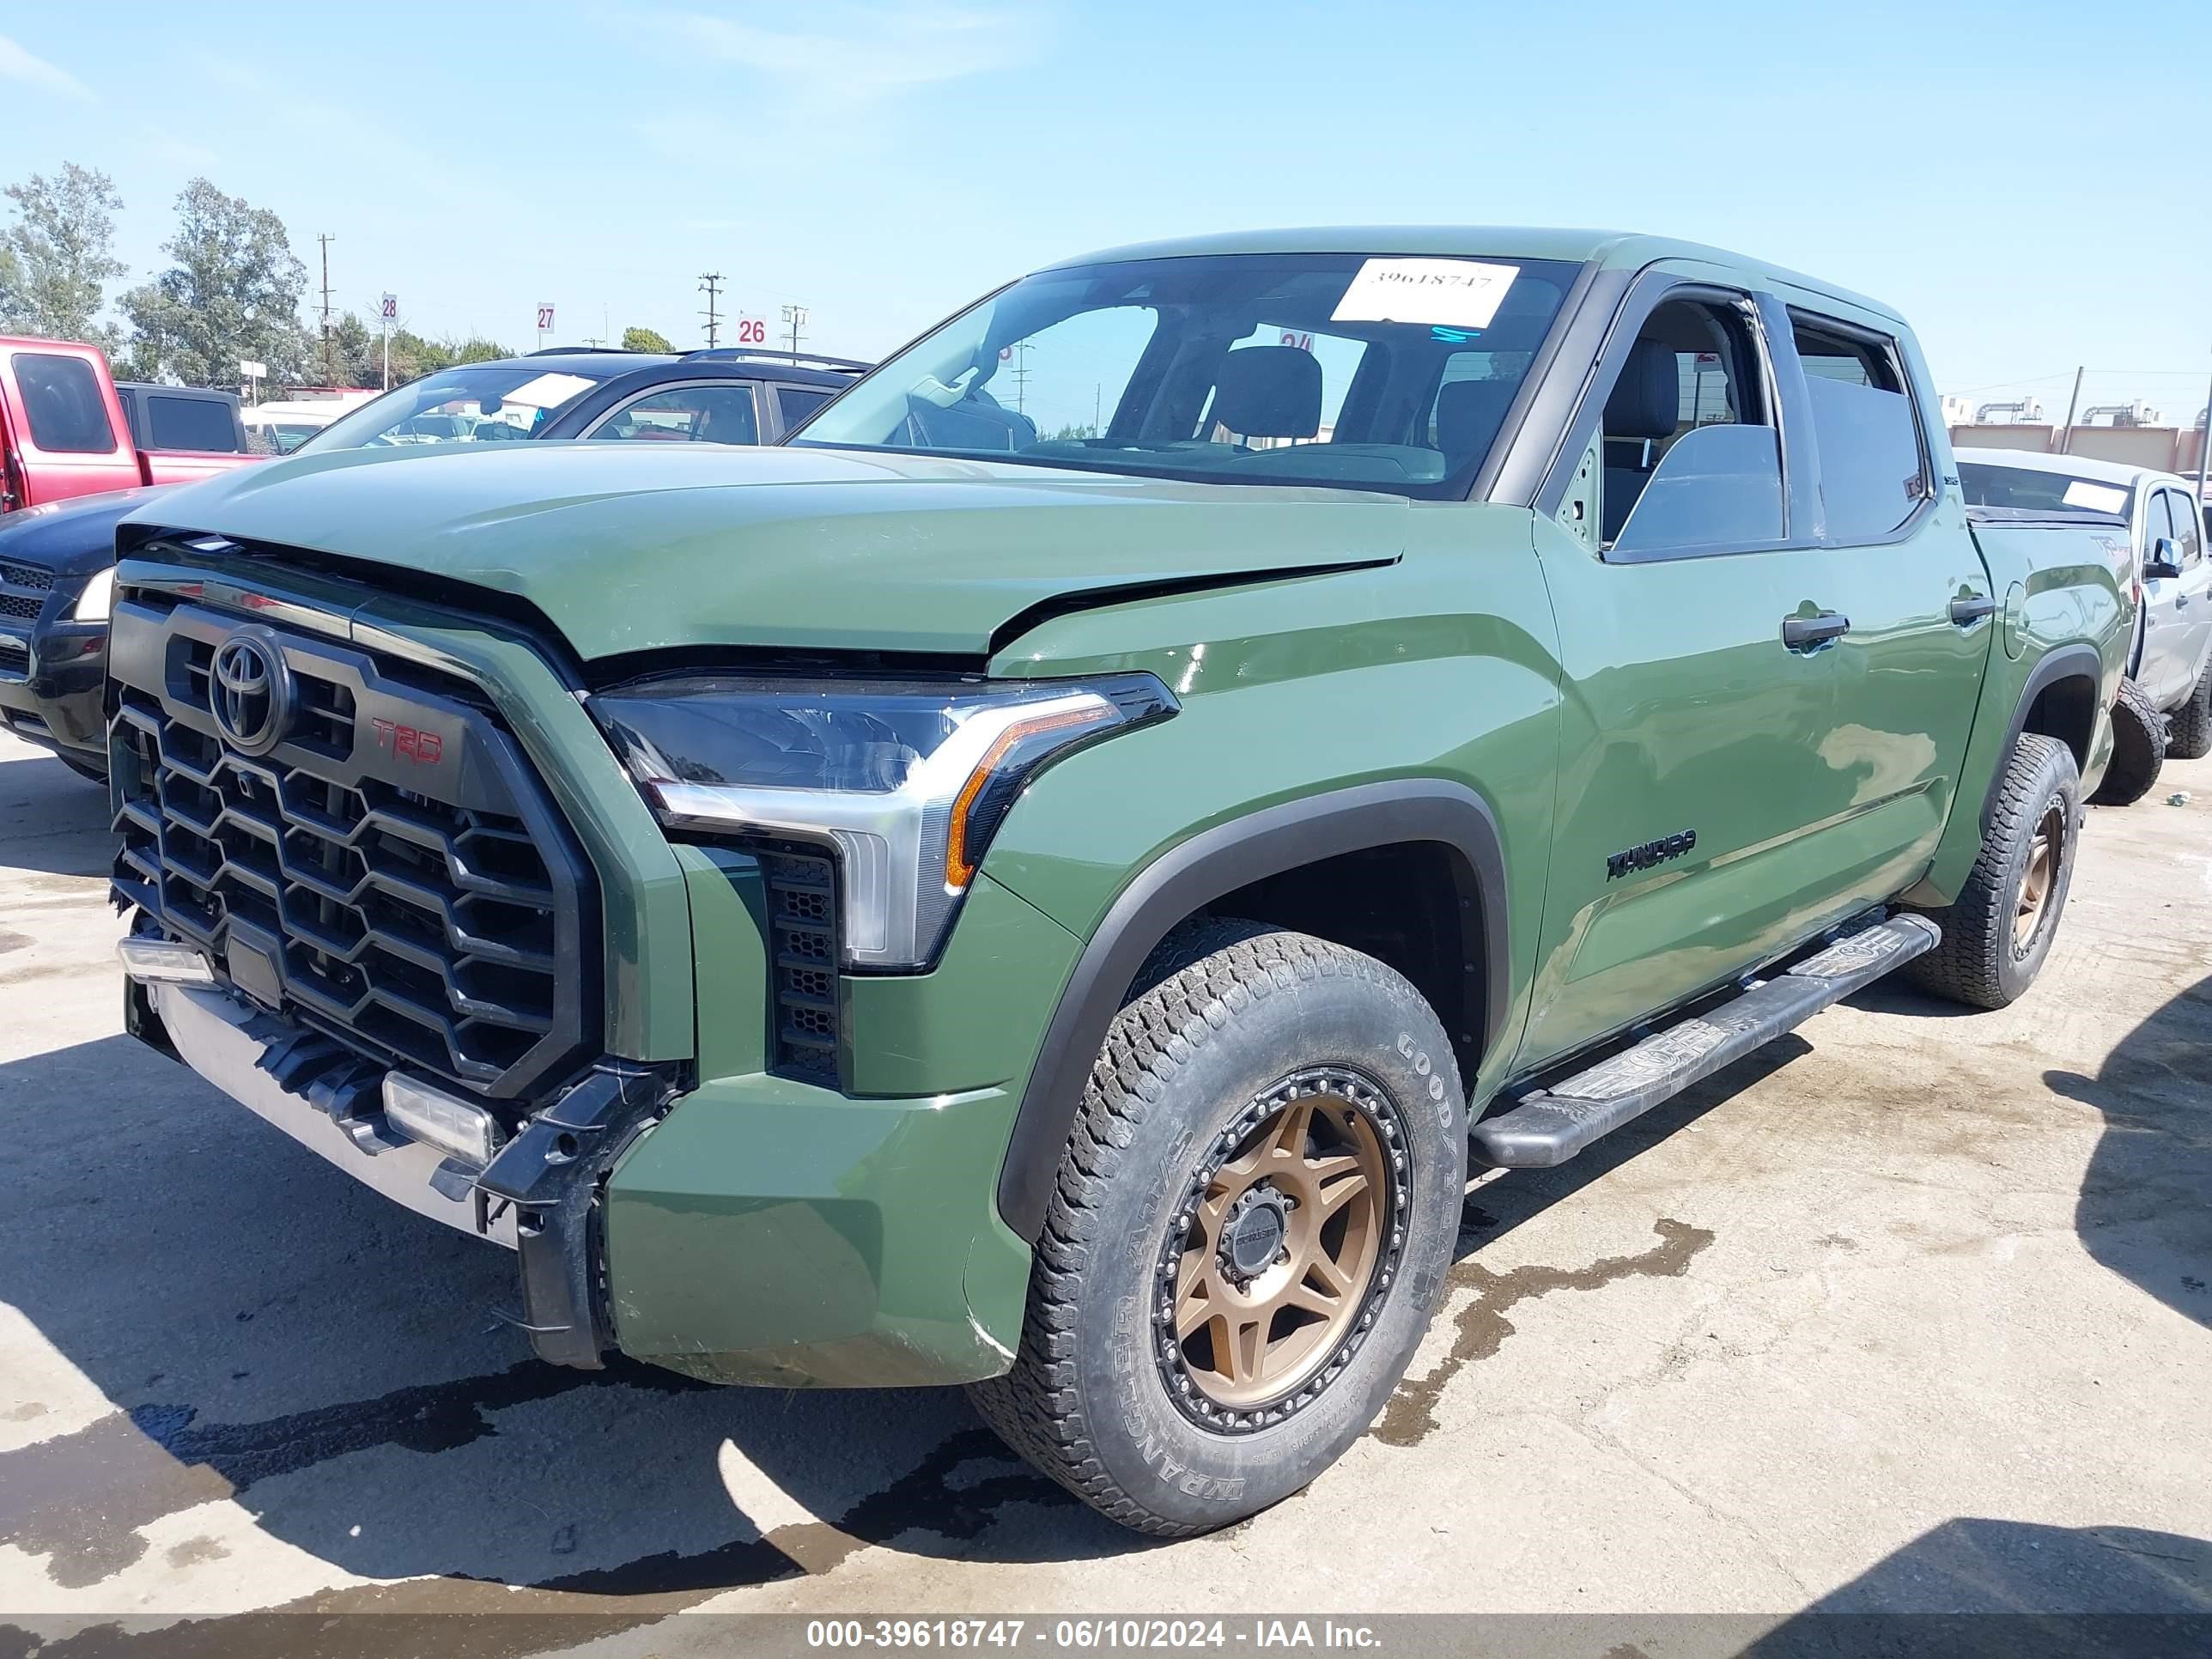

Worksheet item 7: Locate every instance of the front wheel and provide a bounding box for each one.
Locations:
[2167,662,2212,762]
[969,924,1466,1536]
[1907,732,2080,1010]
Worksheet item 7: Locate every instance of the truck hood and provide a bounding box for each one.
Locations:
[1,483,182,575]
[119,442,1409,659]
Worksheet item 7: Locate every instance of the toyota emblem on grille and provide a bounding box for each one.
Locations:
[210,629,294,756]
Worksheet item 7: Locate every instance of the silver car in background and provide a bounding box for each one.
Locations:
[1959,447,2212,757]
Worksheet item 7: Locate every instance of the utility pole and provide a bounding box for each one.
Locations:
[317,234,337,386]
[1006,338,1031,413]
[2057,364,2084,456]
[781,303,809,362]
[698,273,724,349]
[2196,353,2211,506]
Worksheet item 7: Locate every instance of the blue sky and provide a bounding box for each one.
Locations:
[4,0,2209,421]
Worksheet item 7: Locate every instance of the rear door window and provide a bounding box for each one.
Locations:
[11,352,117,453]
[146,394,239,453]
[591,384,761,444]
[1790,314,1928,541]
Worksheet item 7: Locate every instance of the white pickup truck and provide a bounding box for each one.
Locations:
[1959,447,2212,773]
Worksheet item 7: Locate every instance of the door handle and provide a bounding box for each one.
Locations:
[1948,594,1996,626]
[1782,611,1850,652]
[2178,594,2191,610]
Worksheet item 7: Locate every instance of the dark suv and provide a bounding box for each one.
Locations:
[0,347,867,776]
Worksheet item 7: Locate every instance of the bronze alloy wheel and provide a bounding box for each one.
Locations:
[2013,800,2066,957]
[1155,1066,1407,1432]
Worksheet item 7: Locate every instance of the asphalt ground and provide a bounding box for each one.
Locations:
[0,726,2206,1656]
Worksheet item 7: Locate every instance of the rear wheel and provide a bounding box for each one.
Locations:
[2167,663,2212,762]
[969,924,1465,1536]
[2087,678,2164,806]
[1907,733,2079,1010]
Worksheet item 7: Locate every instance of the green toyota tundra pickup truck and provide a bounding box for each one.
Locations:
[107,228,2126,1534]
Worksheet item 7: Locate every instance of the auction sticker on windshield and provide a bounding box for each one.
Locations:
[2061,479,2130,515]
[1330,258,1519,329]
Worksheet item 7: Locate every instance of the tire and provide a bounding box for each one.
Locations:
[2087,678,2165,806]
[1907,732,2080,1010]
[2167,663,2212,761]
[969,922,1466,1536]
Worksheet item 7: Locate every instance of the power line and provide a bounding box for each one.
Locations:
[698,273,724,349]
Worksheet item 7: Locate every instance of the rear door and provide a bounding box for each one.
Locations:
[1775,306,1985,908]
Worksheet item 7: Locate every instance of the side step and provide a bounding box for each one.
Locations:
[1470,913,1940,1170]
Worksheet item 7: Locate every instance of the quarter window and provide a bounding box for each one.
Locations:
[11,352,116,453]
[775,386,832,430]
[1790,314,1929,542]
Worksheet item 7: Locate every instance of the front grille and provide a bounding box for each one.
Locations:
[109,594,598,1101]
[0,558,52,627]
[761,847,841,1082]
[0,632,25,680]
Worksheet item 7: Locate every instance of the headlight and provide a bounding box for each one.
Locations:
[73,567,116,621]
[590,673,1176,969]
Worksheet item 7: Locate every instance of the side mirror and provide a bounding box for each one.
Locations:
[2144,537,2183,581]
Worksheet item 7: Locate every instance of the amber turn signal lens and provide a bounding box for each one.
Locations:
[945,704,1114,890]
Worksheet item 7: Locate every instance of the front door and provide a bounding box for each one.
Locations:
[1519,285,1853,1070]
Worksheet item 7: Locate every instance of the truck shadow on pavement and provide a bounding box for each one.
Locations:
[0,1028,1140,1609]
[1742,1516,2212,1656]
[2045,969,2212,1331]
[0,750,112,880]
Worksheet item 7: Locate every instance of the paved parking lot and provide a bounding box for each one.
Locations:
[1,724,2207,1650]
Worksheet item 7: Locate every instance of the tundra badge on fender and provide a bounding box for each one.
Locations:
[1608,830,1697,881]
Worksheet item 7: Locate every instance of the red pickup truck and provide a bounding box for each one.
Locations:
[1,337,261,514]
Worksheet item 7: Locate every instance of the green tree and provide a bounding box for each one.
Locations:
[119,179,313,386]
[622,325,674,353]
[0,163,127,350]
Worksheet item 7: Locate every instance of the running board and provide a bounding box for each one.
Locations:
[1469,914,1941,1170]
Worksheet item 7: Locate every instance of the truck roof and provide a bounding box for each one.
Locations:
[1046,227,1904,325]
[1954,447,2191,490]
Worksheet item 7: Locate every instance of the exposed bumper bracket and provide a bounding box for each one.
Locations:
[477,1061,677,1370]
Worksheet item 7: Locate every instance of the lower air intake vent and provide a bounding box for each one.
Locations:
[761,847,840,1083]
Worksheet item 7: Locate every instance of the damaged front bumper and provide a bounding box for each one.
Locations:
[125,958,671,1369]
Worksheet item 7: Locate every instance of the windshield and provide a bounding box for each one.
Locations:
[1959,462,2136,520]
[793,252,1579,497]
[301,366,605,453]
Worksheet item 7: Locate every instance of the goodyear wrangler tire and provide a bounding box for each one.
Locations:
[969,923,1466,1536]
[1907,732,2079,1010]
[2087,677,2165,806]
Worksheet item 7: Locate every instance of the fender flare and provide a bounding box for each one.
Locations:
[995,778,1509,1241]
[1984,642,2105,830]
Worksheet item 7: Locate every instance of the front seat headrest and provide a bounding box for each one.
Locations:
[1435,379,1518,463]
[1604,337,1680,441]
[1211,346,1322,440]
